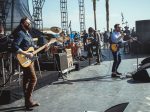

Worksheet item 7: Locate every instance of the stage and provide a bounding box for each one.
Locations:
[0,50,150,112]
[0,52,96,106]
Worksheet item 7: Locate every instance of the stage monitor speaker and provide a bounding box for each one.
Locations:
[105,102,129,112]
[141,57,150,65]
[54,53,68,71]
[132,68,150,82]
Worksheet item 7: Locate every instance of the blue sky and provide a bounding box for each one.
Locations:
[29,0,150,32]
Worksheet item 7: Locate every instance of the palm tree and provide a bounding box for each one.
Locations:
[105,0,109,31]
[92,0,99,31]
[92,0,100,63]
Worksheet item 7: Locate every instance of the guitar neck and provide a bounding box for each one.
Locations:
[32,44,46,55]
[32,38,56,55]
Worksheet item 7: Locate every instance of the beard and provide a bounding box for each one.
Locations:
[24,24,31,30]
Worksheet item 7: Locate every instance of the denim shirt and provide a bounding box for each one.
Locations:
[13,27,35,52]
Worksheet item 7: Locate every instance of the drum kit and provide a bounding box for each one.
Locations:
[48,27,70,54]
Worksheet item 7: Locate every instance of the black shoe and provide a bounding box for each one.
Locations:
[116,72,122,75]
[25,101,40,109]
[111,73,120,78]
[94,62,100,65]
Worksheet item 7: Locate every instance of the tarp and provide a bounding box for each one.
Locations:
[6,0,32,30]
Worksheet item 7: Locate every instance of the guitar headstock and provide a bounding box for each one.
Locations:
[129,37,137,42]
[133,37,137,41]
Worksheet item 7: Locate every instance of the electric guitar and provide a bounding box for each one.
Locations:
[110,37,137,52]
[17,37,69,67]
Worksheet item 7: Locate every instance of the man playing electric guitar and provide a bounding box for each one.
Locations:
[110,24,136,78]
[12,17,49,109]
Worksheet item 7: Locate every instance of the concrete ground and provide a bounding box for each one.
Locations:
[0,49,150,112]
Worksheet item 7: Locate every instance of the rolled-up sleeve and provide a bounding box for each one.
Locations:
[111,32,127,44]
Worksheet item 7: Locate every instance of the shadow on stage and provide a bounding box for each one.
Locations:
[52,74,123,85]
[0,106,32,112]
[127,78,150,84]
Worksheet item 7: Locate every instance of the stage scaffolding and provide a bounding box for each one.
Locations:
[78,0,85,33]
[32,0,45,31]
[60,0,68,33]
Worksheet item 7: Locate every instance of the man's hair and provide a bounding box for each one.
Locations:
[114,24,120,29]
[88,27,94,33]
[20,17,29,24]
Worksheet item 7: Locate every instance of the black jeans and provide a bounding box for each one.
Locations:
[111,51,121,72]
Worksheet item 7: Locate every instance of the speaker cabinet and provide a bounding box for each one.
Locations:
[132,68,150,82]
[54,53,68,71]
[141,57,150,65]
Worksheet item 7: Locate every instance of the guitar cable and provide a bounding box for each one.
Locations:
[0,72,14,88]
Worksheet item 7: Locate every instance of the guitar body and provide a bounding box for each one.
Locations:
[17,47,34,68]
[110,44,119,52]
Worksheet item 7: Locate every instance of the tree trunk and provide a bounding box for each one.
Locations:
[106,0,109,31]
[93,0,97,30]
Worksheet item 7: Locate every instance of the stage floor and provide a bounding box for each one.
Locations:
[0,50,150,112]
[0,71,59,105]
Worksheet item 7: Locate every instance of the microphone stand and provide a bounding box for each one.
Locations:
[136,45,138,71]
[135,40,142,71]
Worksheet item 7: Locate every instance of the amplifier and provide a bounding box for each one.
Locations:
[54,53,68,71]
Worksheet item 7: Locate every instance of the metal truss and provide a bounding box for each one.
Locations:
[78,0,85,32]
[32,0,45,30]
[60,0,68,33]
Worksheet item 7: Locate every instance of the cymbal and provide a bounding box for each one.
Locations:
[50,27,62,34]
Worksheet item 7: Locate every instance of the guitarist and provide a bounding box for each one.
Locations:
[110,24,133,78]
[12,17,48,109]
